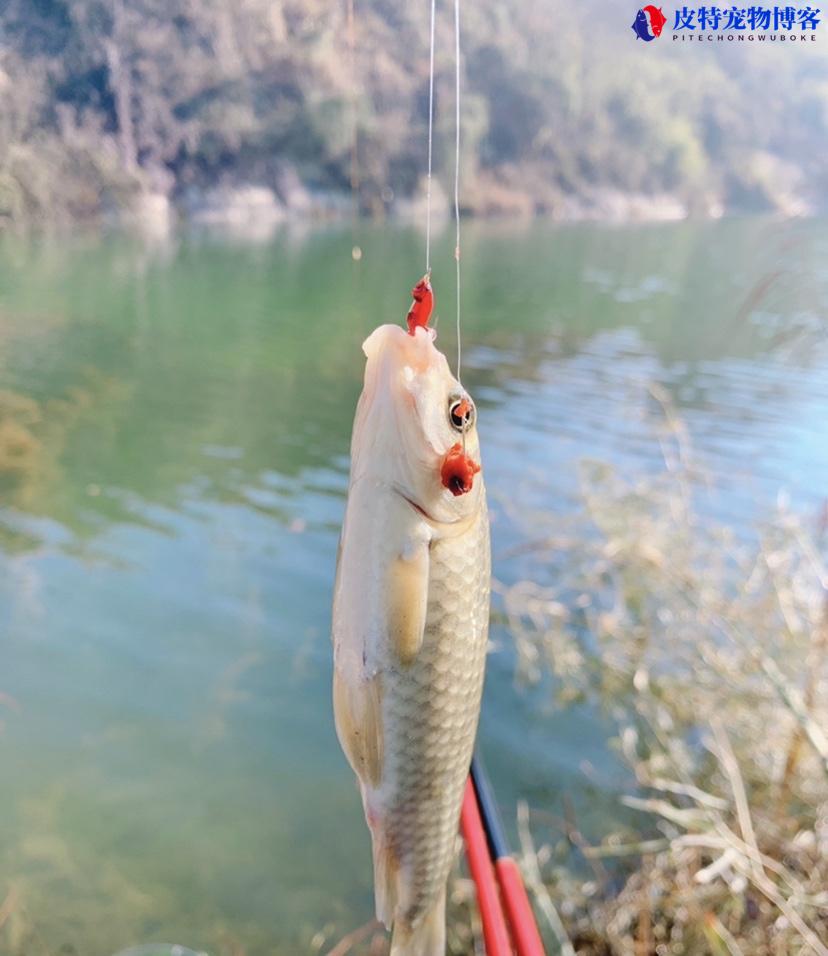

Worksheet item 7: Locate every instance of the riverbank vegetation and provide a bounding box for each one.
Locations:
[498,398,828,954]
[1,0,827,228]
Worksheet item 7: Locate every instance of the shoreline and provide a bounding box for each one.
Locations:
[0,184,821,240]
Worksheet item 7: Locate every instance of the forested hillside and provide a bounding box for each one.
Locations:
[1,0,827,226]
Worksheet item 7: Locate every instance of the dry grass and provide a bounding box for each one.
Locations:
[501,395,828,954]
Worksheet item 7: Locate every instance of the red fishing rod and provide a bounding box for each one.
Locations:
[461,755,546,956]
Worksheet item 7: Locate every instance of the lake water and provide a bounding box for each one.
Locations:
[1,219,827,955]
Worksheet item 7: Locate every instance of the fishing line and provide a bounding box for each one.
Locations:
[346,0,362,262]
[347,0,357,197]
[425,0,436,276]
[453,0,465,450]
[453,0,462,382]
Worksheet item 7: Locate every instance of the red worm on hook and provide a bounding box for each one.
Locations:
[441,442,480,496]
[406,274,434,334]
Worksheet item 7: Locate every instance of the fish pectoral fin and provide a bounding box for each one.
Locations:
[386,536,430,666]
[333,670,384,788]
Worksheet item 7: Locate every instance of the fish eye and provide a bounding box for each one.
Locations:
[448,395,475,432]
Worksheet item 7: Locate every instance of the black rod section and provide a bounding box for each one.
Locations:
[470,753,510,861]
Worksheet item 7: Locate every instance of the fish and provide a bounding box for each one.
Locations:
[332,321,490,955]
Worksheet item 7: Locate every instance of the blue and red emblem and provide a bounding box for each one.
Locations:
[631,5,668,39]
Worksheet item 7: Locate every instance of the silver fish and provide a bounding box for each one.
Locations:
[333,323,490,955]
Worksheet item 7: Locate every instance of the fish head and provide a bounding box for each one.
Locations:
[354,324,484,524]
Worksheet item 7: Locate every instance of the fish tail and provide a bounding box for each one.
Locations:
[389,888,446,956]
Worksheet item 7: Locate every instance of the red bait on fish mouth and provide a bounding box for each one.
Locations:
[406,275,434,335]
[441,442,480,496]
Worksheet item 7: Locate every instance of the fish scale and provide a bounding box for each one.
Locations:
[381,503,490,925]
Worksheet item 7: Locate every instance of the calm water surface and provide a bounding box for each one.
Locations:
[1,220,827,955]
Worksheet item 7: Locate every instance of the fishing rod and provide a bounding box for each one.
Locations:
[461,756,547,956]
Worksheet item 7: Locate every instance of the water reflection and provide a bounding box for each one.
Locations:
[1,219,825,544]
